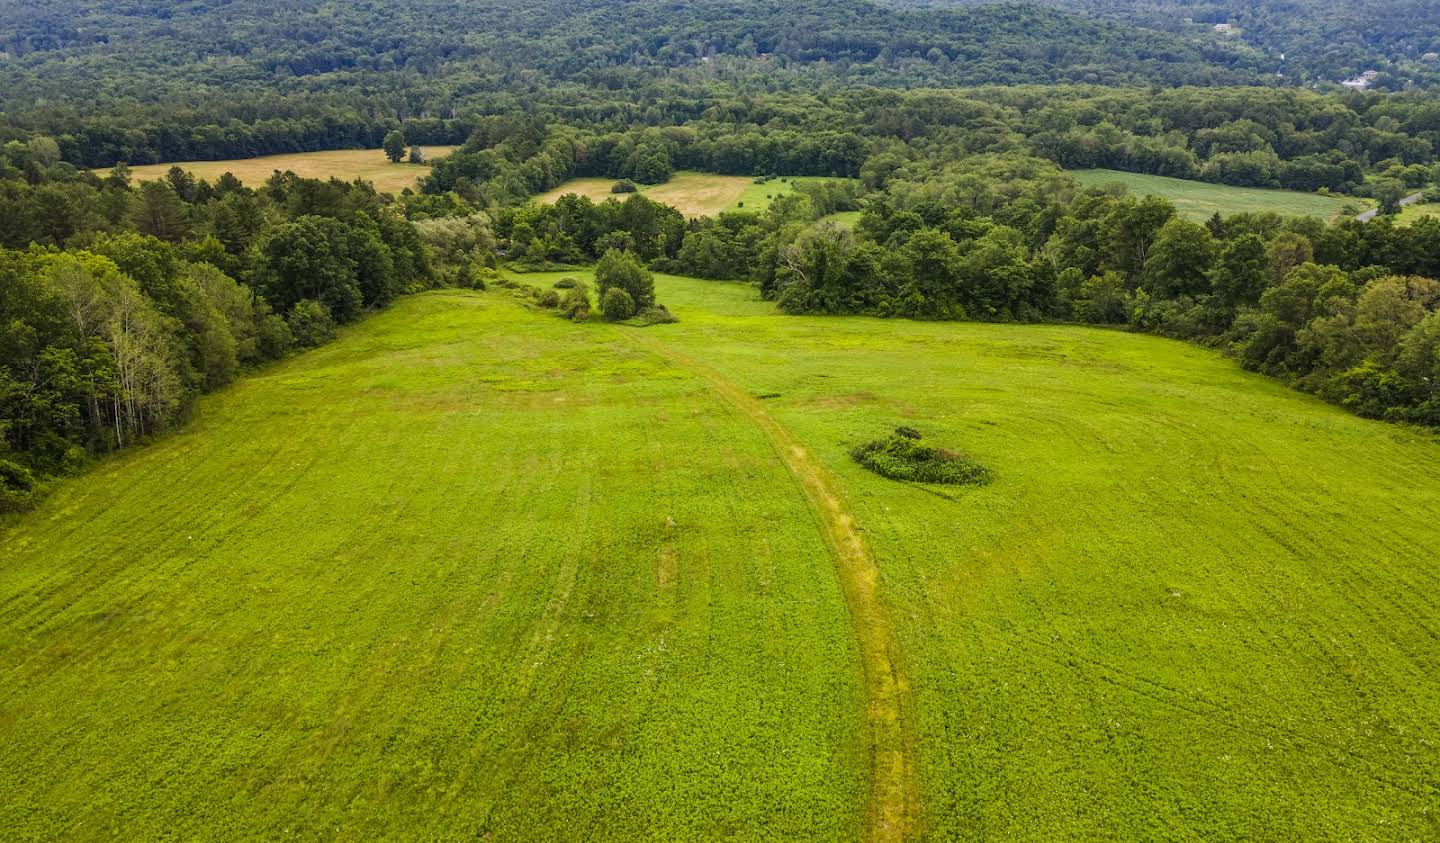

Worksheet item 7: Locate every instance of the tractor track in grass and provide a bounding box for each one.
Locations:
[625,330,918,841]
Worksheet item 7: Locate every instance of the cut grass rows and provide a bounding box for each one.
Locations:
[641,273,1440,838]
[5,273,1440,838]
[0,291,865,838]
[626,331,918,840]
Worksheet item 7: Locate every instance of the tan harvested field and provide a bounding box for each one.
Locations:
[536,171,754,217]
[126,147,459,193]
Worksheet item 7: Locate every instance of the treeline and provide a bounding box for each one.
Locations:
[10,77,1440,204]
[0,144,436,511]
[421,119,869,207]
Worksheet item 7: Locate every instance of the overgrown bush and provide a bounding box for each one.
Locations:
[560,281,592,321]
[554,277,577,289]
[0,459,37,513]
[612,179,638,194]
[601,287,637,321]
[288,299,336,348]
[538,289,561,308]
[852,429,992,486]
[631,305,678,326]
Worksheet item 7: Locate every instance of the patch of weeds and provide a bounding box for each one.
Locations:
[852,428,992,486]
[624,305,679,327]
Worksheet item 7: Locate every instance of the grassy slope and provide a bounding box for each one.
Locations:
[0,291,864,838]
[5,276,1440,837]
[1072,169,1367,221]
[535,172,855,218]
[127,147,460,193]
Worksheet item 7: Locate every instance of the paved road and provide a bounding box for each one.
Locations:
[1356,191,1425,222]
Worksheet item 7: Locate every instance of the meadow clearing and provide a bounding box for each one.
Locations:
[3,274,1439,837]
[535,172,852,218]
[126,147,459,194]
[1070,169,1367,221]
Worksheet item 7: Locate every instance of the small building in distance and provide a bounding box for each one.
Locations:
[1342,70,1381,90]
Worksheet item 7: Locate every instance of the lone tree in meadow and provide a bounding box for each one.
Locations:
[383,130,407,163]
[594,248,655,309]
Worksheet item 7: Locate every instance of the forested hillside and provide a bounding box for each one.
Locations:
[912,0,1440,87]
[0,0,1280,166]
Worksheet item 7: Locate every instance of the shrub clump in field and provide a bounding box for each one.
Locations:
[852,428,992,486]
[601,287,637,321]
[560,280,592,321]
[611,179,638,194]
[553,277,577,289]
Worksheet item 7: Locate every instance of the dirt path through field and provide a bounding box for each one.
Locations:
[626,331,918,841]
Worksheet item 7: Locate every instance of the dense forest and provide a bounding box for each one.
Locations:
[0,0,1357,167]
[5,0,1440,169]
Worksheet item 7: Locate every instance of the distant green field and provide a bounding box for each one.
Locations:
[727,176,853,214]
[5,275,1440,837]
[1071,169,1367,221]
[536,172,857,218]
[821,210,863,228]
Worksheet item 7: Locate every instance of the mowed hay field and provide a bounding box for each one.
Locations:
[0,291,865,838]
[127,147,459,193]
[5,276,1440,837]
[536,172,852,218]
[1072,168,1367,222]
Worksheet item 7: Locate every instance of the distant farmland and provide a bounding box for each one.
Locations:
[126,147,459,193]
[536,172,855,218]
[1071,169,1367,221]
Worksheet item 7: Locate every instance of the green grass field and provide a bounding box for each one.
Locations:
[1398,201,1440,225]
[727,176,853,214]
[1071,169,1367,222]
[127,147,460,193]
[821,210,864,228]
[536,172,856,218]
[5,275,1440,838]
